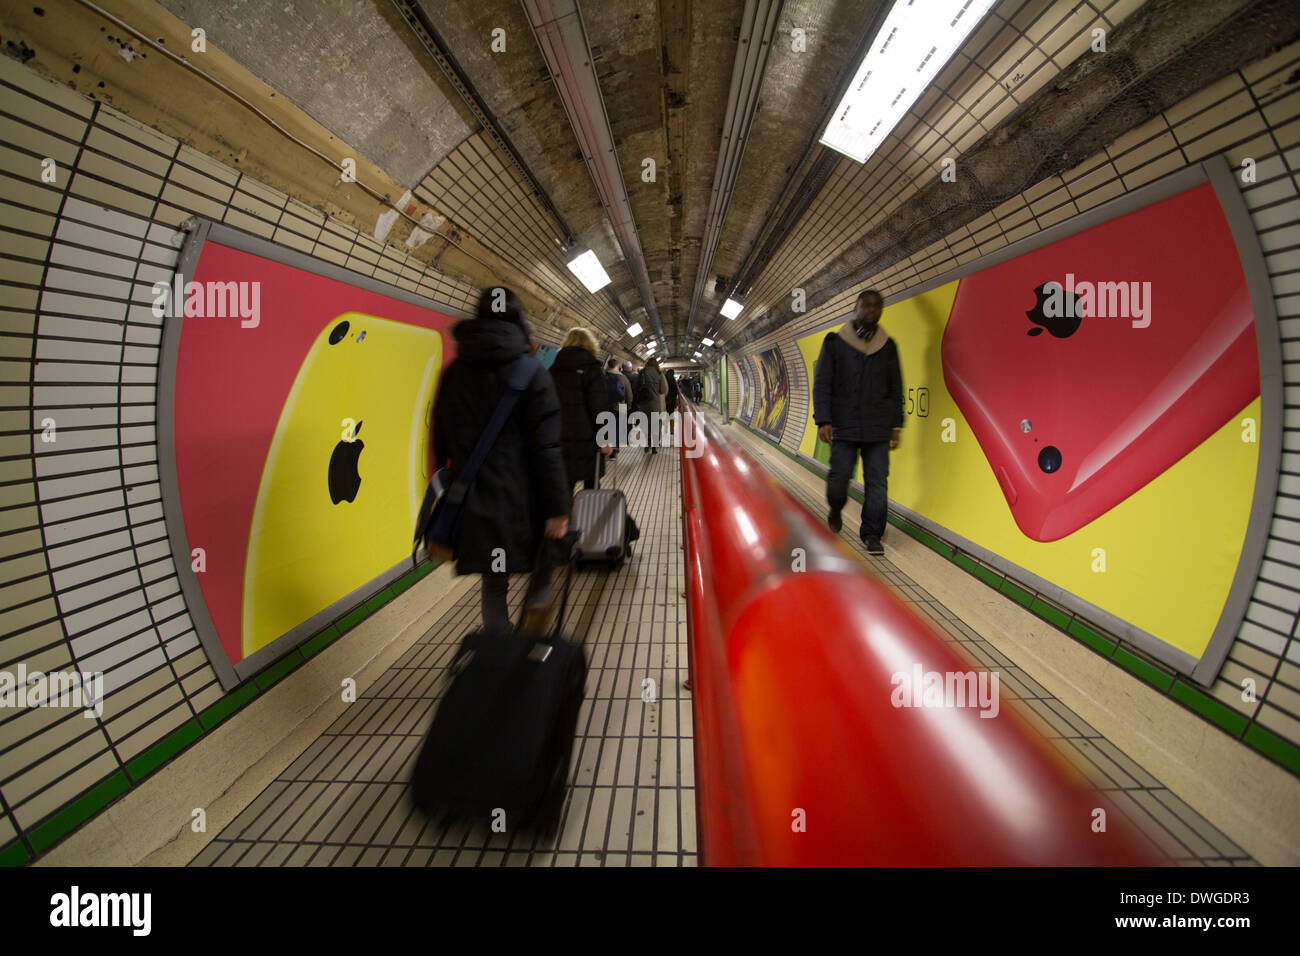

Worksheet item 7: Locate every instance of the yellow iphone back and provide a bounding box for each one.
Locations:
[242,314,442,657]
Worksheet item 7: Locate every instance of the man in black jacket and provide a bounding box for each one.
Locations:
[812,290,903,556]
[432,288,572,631]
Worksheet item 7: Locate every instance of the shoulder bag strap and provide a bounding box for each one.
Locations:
[446,354,539,504]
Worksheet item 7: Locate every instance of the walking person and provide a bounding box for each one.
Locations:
[812,290,903,556]
[622,361,640,400]
[605,358,632,460]
[431,287,571,632]
[635,356,667,453]
[622,361,644,447]
[550,327,614,490]
[664,367,679,441]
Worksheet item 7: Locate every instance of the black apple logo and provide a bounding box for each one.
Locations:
[329,420,363,504]
[1026,281,1083,338]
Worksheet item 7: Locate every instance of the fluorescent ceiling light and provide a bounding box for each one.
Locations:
[820,0,995,164]
[694,351,702,358]
[721,298,744,319]
[566,249,612,293]
[701,337,714,346]
[626,322,643,337]
[645,341,656,351]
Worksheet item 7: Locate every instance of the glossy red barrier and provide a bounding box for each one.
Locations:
[677,400,1162,866]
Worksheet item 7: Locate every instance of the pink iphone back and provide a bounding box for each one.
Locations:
[941,182,1258,542]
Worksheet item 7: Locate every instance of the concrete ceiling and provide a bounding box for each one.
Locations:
[137,0,1299,361]
[146,0,897,357]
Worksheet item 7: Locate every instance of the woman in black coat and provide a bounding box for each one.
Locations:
[549,327,613,490]
[431,287,571,632]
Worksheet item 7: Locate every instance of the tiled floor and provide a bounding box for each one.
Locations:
[190,446,694,867]
[719,413,1258,867]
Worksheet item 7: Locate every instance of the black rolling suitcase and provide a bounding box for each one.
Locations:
[573,457,637,567]
[410,553,585,836]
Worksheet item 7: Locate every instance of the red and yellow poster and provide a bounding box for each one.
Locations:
[165,231,458,675]
[799,181,1262,670]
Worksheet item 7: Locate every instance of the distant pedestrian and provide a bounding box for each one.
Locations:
[605,357,632,459]
[623,362,640,408]
[635,357,668,453]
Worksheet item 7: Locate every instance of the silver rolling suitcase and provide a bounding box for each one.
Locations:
[572,457,630,567]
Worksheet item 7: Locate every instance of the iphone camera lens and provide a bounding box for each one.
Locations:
[1038,445,1062,474]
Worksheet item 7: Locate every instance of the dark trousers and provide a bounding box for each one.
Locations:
[480,567,552,632]
[827,440,890,540]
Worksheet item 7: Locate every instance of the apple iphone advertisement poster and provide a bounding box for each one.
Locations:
[797,176,1266,680]
[164,229,458,680]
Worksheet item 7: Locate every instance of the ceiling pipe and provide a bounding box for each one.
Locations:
[522,0,666,348]
[704,0,892,351]
[683,0,784,351]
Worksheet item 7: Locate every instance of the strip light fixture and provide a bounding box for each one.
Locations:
[820,0,995,164]
[566,249,612,293]
[626,322,643,337]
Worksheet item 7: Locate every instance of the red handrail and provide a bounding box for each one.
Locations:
[677,399,1161,866]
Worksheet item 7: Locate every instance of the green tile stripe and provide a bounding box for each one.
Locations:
[300,624,342,659]
[254,651,304,691]
[1028,597,1071,631]
[1170,681,1249,736]
[894,517,956,558]
[1243,724,1300,775]
[126,717,202,782]
[1113,647,1175,693]
[1000,578,1035,608]
[0,839,29,867]
[953,552,1004,589]
[1067,619,1117,656]
[334,603,371,636]
[363,587,394,615]
[198,680,259,730]
[28,771,129,854]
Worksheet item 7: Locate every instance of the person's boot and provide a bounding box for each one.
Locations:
[828,509,842,533]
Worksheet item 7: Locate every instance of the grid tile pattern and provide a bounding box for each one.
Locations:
[721,413,1258,866]
[192,447,694,866]
[0,55,480,863]
[417,131,630,345]
[728,39,1300,764]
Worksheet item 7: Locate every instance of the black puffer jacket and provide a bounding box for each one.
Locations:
[549,345,613,488]
[812,325,904,443]
[431,318,570,575]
